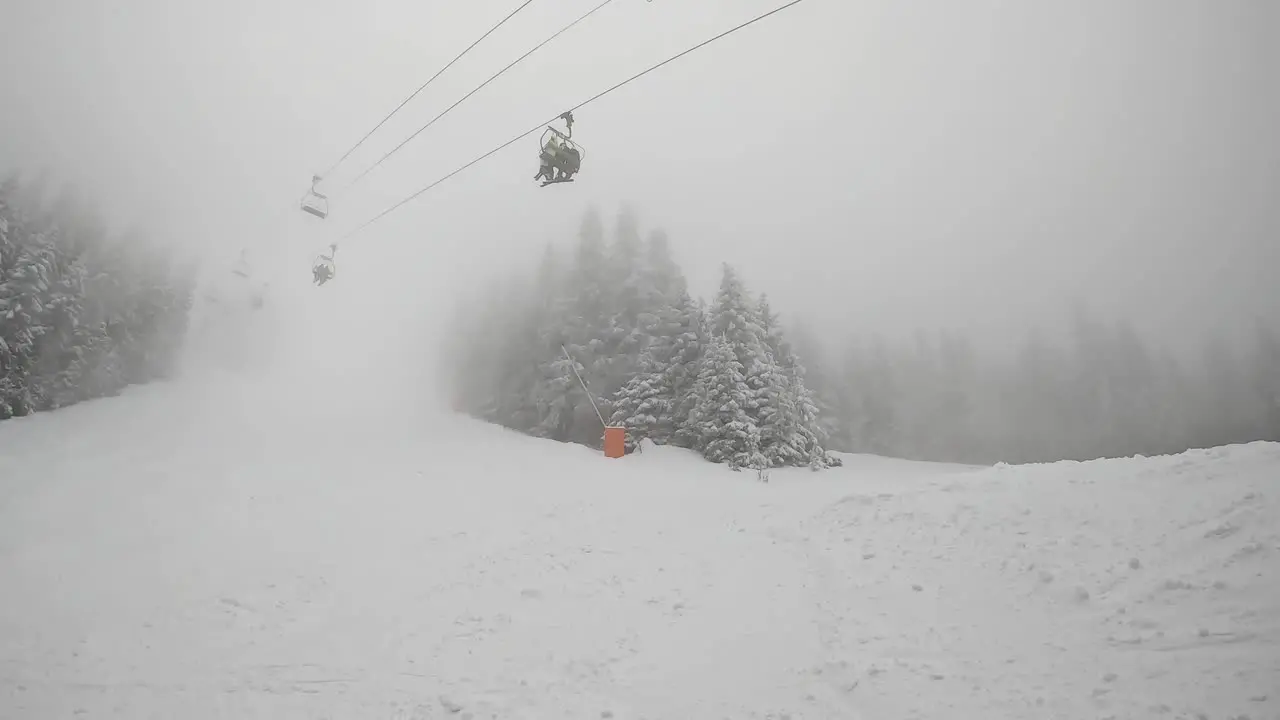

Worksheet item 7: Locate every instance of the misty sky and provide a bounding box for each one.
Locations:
[2,0,1276,359]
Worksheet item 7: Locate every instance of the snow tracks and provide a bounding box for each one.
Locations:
[782,442,1280,720]
[2,381,1277,719]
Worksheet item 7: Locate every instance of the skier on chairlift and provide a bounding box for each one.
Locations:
[535,133,563,183]
[535,111,581,186]
[312,245,336,286]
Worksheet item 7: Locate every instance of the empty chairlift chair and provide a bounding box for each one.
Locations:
[300,175,329,219]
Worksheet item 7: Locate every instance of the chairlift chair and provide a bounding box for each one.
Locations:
[537,127,585,186]
[535,112,584,187]
[300,174,329,219]
[312,244,337,286]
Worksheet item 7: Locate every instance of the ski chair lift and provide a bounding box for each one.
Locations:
[300,174,329,219]
[535,111,584,187]
[312,244,337,286]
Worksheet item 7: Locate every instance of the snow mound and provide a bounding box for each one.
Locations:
[801,441,1280,719]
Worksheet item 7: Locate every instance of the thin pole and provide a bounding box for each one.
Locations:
[562,344,606,428]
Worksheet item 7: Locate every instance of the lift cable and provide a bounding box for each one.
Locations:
[319,0,536,180]
[334,0,809,247]
[336,0,623,196]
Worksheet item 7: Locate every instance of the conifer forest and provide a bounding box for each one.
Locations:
[444,207,1280,467]
[0,176,193,420]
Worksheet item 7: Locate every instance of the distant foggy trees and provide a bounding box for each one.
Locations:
[0,174,194,420]
[445,206,841,471]
[791,310,1280,465]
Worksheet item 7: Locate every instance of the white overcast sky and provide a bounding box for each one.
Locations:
[2,0,1277,361]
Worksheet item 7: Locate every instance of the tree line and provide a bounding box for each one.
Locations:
[446,206,1279,468]
[444,207,842,472]
[6,185,1274,468]
[790,310,1280,465]
[0,174,194,420]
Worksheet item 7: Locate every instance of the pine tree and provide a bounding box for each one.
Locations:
[0,177,39,418]
[753,294,838,468]
[706,264,775,438]
[75,239,134,399]
[608,277,707,450]
[609,346,670,451]
[0,218,56,415]
[708,264,769,374]
[688,333,764,469]
[667,289,707,448]
[750,294,790,464]
[31,221,89,410]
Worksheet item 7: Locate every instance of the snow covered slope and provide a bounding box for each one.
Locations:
[1,372,1277,719]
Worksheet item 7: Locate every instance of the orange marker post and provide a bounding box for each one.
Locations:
[603,426,626,459]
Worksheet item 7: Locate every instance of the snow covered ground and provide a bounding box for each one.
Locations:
[1,368,1278,719]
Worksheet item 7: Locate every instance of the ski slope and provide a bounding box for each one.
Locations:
[1,371,1278,719]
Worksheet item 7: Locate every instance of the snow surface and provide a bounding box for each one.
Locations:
[1,369,1278,719]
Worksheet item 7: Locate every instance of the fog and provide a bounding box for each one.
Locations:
[2,0,1277,385]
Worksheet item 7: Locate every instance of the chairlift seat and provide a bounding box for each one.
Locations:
[301,199,328,219]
